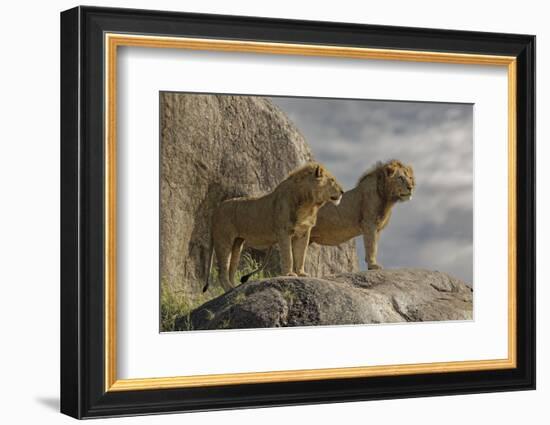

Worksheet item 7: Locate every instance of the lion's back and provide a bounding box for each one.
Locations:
[211,194,276,244]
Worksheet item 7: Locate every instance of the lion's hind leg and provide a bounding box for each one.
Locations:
[228,238,244,286]
[214,237,235,292]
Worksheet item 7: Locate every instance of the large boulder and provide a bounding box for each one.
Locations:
[160,93,358,302]
[178,269,473,330]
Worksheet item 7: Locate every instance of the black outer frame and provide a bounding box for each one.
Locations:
[60,5,535,419]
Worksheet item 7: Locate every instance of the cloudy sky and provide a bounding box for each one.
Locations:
[271,96,473,285]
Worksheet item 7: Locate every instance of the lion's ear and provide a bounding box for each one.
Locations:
[315,165,324,178]
[385,164,396,177]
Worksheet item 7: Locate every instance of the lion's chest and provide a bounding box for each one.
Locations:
[291,204,319,237]
[376,209,392,231]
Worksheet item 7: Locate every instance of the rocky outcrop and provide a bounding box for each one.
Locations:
[160,93,358,301]
[177,269,473,330]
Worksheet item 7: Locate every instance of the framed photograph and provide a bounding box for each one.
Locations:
[60,6,535,419]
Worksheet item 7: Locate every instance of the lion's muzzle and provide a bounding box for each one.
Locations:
[330,194,343,206]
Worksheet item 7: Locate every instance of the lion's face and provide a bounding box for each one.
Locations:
[312,165,344,206]
[385,162,415,202]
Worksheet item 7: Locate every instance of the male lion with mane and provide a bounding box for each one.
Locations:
[203,162,344,292]
[310,159,415,270]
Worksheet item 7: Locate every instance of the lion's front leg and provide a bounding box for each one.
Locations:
[292,228,311,277]
[214,237,235,292]
[277,232,296,276]
[361,223,382,270]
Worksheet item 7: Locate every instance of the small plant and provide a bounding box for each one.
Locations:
[220,318,232,329]
[206,250,273,290]
[235,251,274,283]
[204,309,215,321]
[281,288,296,305]
[233,292,247,304]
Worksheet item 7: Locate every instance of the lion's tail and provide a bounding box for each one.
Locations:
[240,246,274,283]
[202,237,215,293]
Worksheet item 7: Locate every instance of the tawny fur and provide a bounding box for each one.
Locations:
[203,162,344,292]
[310,160,415,270]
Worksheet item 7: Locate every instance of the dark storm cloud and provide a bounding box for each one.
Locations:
[270,97,473,284]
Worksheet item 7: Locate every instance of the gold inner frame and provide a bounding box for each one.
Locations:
[104,33,517,392]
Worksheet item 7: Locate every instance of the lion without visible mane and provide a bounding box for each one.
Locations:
[310,159,415,270]
[203,162,344,292]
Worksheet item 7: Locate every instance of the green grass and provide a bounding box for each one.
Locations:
[160,288,193,332]
[235,251,273,282]
[206,250,274,285]
[160,250,274,332]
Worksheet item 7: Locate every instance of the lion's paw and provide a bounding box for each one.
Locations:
[286,272,298,277]
[368,263,383,270]
[297,271,309,277]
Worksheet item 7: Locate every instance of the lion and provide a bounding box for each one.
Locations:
[310,159,415,270]
[202,162,344,292]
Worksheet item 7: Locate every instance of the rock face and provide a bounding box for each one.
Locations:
[178,269,473,330]
[160,93,358,301]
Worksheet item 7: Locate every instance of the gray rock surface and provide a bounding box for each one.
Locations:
[178,269,473,330]
[160,93,358,301]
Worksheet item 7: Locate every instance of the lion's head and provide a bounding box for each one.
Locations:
[288,162,344,206]
[381,160,415,202]
[313,164,344,206]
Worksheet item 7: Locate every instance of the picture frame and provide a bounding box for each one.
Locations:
[60,5,535,419]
